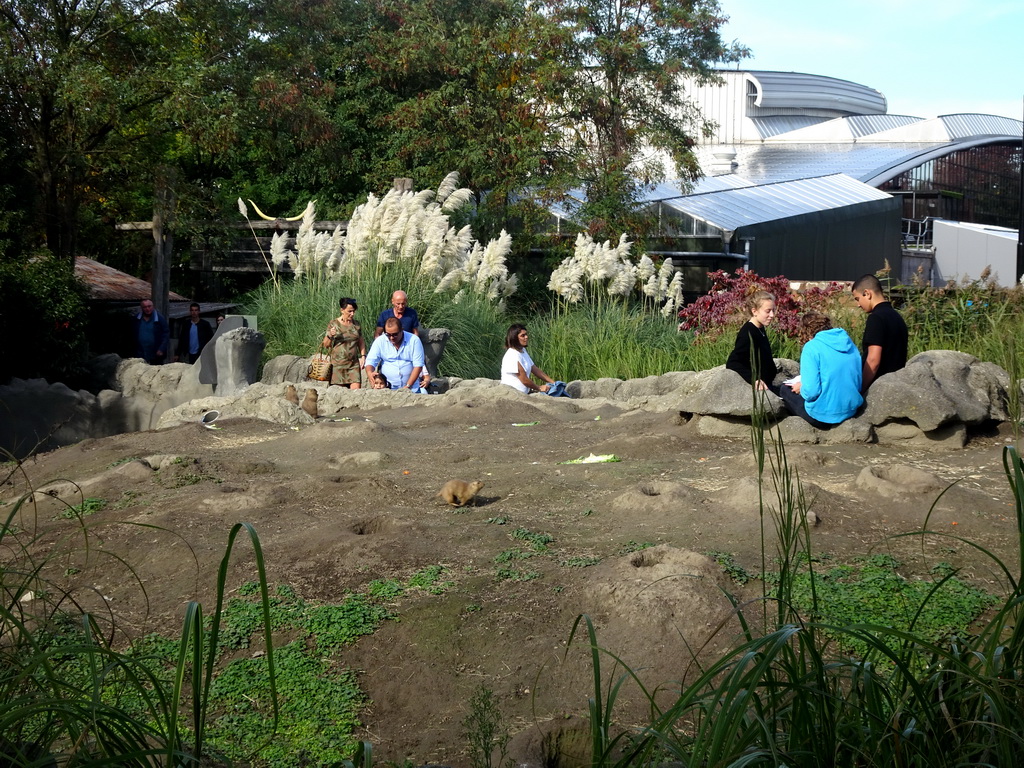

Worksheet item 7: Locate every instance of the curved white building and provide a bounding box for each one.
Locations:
[645,70,1023,282]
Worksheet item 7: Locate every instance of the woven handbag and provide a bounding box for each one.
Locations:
[308,352,332,382]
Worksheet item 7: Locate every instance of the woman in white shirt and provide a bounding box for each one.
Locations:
[501,324,556,394]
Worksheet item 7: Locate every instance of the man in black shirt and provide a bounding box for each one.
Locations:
[852,274,908,391]
[174,302,214,364]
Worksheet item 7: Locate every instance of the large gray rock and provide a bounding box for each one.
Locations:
[215,328,266,396]
[0,378,106,458]
[570,367,785,417]
[863,350,1010,431]
[673,366,785,417]
[156,383,314,428]
[0,327,270,456]
[262,355,310,385]
[855,464,946,498]
[874,421,967,449]
[4,343,1017,457]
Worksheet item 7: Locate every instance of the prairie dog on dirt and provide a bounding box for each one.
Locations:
[438,479,485,507]
[284,384,300,405]
[301,389,319,419]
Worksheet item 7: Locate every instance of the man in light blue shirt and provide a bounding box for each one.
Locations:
[365,317,425,392]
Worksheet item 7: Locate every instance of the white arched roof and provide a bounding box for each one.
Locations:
[744,71,887,115]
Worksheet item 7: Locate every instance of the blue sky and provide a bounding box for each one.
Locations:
[718,0,1024,121]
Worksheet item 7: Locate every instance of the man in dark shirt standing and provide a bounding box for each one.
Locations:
[175,302,214,364]
[852,274,908,392]
[374,290,420,339]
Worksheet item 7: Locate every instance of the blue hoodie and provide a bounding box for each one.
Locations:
[799,328,863,424]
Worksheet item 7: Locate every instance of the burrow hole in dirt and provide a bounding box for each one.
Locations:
[349,517,392,535]
[630,549,664,568]
[638,484,660,497]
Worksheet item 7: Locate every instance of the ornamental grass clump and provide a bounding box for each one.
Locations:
[547,233,683,318]
[241,172,518,309]
[241,174,515,378]
[533,233,688,380]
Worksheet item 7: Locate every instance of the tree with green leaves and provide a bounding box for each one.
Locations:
[539,0,746,238]
[349,0,567,241]
[0,0,181,261]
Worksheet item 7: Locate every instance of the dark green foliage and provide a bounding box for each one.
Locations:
[3,0,740,268]
[0,254,90,384]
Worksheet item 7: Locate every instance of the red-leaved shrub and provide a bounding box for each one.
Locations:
[678,269,844,340]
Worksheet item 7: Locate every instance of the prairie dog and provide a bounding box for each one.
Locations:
[284,384,300,405]
[301,389,319,419]
[438,479,485,507]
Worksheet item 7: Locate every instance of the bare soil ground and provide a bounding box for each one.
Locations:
[3,396,1021,766]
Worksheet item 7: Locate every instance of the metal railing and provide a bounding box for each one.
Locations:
[902,217,934,249]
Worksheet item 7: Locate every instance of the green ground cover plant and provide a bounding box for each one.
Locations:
[55,496,107,520]
[775,552,997,661]
[704,549,753,585]
[509,527,553,552]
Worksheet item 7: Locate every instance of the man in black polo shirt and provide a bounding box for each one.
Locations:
[852,274,908,392]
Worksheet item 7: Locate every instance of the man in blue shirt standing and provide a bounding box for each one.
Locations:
[374,290,420,339]
[365,317,425,392]
[132,298,169,364]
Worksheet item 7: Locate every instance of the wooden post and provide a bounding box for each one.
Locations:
[392,177,414,194]
[151,167,176,317]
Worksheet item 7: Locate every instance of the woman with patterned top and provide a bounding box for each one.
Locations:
[321,297,367,388]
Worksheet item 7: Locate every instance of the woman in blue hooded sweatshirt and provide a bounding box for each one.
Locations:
[780,312,863,429]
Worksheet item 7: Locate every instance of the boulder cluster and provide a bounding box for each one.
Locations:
[1,326,1020,458]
